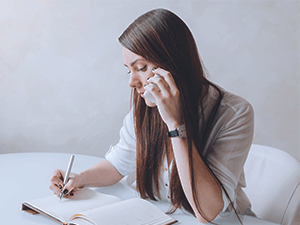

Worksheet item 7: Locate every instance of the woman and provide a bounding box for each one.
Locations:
[50,8,255,223]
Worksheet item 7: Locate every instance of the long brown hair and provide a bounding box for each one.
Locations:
[118,8,231,222]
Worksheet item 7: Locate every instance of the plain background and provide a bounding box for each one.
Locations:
[0,0,299,160]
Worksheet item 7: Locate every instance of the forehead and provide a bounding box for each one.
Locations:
[122,47,146,66]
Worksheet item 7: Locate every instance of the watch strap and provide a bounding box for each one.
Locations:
[167,129,179,138]
[167,124,186,139]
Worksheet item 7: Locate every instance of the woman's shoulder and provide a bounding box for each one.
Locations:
[220,87,253,113]
[206,84,254,118]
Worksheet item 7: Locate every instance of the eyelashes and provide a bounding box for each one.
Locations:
[138,65,147,71]
[126,64,147,75]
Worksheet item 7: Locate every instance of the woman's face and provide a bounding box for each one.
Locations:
[122,47,157,107]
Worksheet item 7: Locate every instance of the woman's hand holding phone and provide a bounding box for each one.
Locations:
[144,74,161,105]
[144,68,183,130]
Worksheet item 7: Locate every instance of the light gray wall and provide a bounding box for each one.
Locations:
[0,0,299,160]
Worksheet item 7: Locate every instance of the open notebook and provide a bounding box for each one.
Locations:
[21,188,177,225]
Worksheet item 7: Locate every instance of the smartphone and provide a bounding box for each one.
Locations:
[144,74,160,105]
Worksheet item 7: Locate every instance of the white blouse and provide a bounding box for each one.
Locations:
[105,85,255,216]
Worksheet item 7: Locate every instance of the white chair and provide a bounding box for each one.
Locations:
[243,144,300,225]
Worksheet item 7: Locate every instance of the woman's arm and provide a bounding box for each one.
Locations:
[146,68,223,222]
[170,129,224,223]
[78,159,124,187]
[50,112,136,197]
[49,159,124,196]
[170,97,254,222]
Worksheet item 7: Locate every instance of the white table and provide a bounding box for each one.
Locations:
[0,153,279,225]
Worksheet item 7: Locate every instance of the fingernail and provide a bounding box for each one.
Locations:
[63,189,69,195]
[147,77,151,80]
[70,192,74,196]
[59,185,62,190]
[152,68,157,71]
[144,84,147,87]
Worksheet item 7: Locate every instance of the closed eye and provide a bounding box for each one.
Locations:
[138,65,147,72]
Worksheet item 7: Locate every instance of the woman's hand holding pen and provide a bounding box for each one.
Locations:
[145,68,183,130]
[49,169,83,198]
[49,159,124,198]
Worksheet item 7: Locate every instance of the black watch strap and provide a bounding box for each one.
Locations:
[167,129,179,138]
[167,124,186,139]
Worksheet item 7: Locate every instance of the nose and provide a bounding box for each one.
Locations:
[128,72,142,88]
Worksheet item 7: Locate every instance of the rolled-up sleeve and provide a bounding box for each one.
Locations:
[206,95,254,213]
[105,110,137,176]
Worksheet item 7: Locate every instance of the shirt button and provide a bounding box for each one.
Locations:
[165,183,168,187]
[167,195,170,199]
[165,168,168,171]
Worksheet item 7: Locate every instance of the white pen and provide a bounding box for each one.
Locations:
[60,155,75,200]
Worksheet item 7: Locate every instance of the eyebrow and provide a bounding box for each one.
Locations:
[124,58,147,67]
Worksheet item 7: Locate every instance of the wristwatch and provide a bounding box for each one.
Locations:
[167,124,186,139]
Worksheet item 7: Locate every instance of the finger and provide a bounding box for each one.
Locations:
[69,188,76,196]
[148,75,170,94]
[65,188,77,198]
[49,169,65,195]
[61,177,77,197]
[61,188,78,198]
[152,68,177,91]
[144,83,162,101]
[50,174,64,187]
[49,183,62,196]
[150,69,179,100]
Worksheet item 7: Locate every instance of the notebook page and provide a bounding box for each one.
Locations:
[71,198,177,225]
[23,188,121,221]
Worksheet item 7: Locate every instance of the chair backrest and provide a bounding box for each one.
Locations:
[244,144,300,225]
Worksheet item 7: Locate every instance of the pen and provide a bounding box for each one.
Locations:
[60,154,75,200]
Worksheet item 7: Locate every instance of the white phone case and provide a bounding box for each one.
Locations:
[144,74,160,105]
[144,84,157,104]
